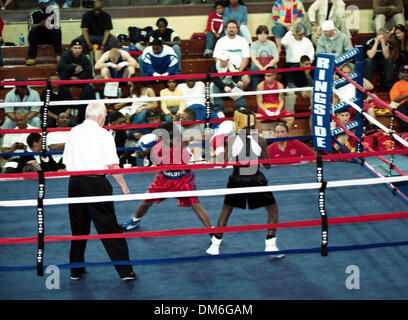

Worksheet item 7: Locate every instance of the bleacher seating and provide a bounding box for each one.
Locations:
[0,33,400,134]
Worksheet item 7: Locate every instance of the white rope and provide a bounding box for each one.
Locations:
[0,87,313,108]
[332,88,408,148]
[1,175,407,208]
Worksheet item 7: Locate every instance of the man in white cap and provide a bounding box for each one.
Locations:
[316,19,353,57]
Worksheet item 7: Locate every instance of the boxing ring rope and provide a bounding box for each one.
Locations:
[1,53,408,276]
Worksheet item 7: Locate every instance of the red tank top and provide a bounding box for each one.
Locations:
[262,80,279,105]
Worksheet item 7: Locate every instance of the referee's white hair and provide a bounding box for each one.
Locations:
[85,102,107,119]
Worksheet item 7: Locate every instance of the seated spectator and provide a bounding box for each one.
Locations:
[271,0,307,52]
[363,28,394,91]
[285,55,314,114]
[223,0,252,45]
[256,68,294,130]
[212,19,251,88]
[149,17,181,71]
[281,24,315,67]
[334,63,376,123]
[128,108,162,142]
[203,1,225,58]
[250,25,280,90]
[1,78,41,129]
[25,1,62,66]
[1,110,38,173]
[316,20,353,57]
[16,133,59,173]
[177,78,206,108]
[0,0,13,10]
[390,64,408,131]
[57,39,92,81]
[372,0,405,34]
[209,51,247,118]
[389,24,408,71]
[181,104,220,133]
[78,75,105,124]
[95,48,138,79]
[41,72,76,128]
[308,0,351,45]
[47,112,71,170]
[141,39,179,77]
[160,79,185,123]
[332,109,358,152]
[113,79,158,125]
[75,0,119,61]
[267,122,315,158]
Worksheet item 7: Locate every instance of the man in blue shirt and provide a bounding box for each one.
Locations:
[141,39,179,77]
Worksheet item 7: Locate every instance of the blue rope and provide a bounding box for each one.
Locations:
[1,240,407,272]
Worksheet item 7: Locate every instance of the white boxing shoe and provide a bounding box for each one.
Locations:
[206,236,222,255]
[265,237,285,258]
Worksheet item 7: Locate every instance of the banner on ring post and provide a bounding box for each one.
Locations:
[312,53,335,152]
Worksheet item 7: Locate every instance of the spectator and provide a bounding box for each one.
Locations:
[363,28,394,91]
[78,75,105,124]
[203,1,225,58]
[316,20,353,57]
[281,23,315,67]
[256,68,294,130]
[1,77,41,129]
[308,0,351,45]
[285,55,314,114]
[140,39,179,77]
[26,1,62,66]
[149,17,181,71]
[75,0,119,61]
[271,0,307,52]
[209,51,247,118]
[128,108,162,143]
[16,133,59,173]
[334,63,377,124]
[332,109,358,152]
[107,111,131,167]
[57,39,92,81]
[213,20,251,88]
[372,0,405,34]
[0,0,13,10]
[41,72,76,128]
[390,64,408,132]
[267,122,315,158]
[160,79,185,123]
[113,79,158,124]
[177,78,206,108]
[223,0,252,45]
[95,48,138,79]
[1,110,38,173]
[250,25,280,90]
[389,24,408,70]
[47,112,71,170]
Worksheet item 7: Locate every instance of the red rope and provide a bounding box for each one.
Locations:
[0,211,407,245]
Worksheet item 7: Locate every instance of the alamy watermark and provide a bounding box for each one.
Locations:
[45,4,60,30]
[345,265,360,290]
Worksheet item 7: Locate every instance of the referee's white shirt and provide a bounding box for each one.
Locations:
[63,119,119,171]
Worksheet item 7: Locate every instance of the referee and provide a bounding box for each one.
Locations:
[63,102,136,281]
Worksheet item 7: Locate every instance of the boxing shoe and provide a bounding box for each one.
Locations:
[265,237,285,258]
[206,236,222,255]
[121,216,141,231]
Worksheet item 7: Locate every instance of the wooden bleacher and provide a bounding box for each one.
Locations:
[0,33,400,135]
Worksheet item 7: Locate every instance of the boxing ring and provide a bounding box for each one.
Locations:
[0,46,408,301]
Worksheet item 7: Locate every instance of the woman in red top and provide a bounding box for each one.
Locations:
[267,122,314,158]
[256,68,294,130]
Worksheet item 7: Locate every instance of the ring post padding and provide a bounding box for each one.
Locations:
[204,73,212,162]
[354,46,365,152]
[36,171,45,276]
[316,154,328,256]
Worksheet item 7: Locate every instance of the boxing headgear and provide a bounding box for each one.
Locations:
[233,108,256,130]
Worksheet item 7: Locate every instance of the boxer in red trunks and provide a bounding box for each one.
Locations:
[256,68,294,130]
[121,122,213,231]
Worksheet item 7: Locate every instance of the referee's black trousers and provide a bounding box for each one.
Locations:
[68,175,133,278]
